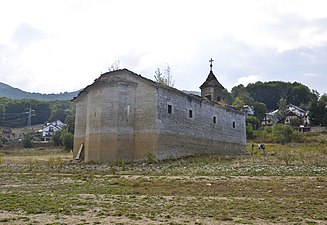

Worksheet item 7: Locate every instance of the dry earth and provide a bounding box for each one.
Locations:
[0,147,327,225]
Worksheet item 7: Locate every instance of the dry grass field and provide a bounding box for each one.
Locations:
[0,136,327,225]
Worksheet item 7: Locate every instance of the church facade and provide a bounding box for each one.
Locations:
[73,67,246,163]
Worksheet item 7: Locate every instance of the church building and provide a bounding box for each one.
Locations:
[73,61,246,162]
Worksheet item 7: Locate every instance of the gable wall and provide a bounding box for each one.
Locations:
[73,71,159,162]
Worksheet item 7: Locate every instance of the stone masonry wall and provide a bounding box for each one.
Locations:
[73,69,246,163]
[156,87,246,160]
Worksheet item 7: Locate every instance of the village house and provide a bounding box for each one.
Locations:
[39,119,65,142]
[261,104,310,129]
[73,64,246,163]
[261,112,279,126]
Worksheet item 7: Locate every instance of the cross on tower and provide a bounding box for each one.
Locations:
[209,58,214,72]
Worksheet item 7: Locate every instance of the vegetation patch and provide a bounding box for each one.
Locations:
[0,140,327,224]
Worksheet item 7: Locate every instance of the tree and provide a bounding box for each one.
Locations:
[246,81,317,110]
[246,124,254,139]
[232,97,244,110]
[246,115,260,130]
[231,84,254,105]
[272,124,300,144]
[253,101,267,120]
[108,60,120,71]
[52,126,74,151]
[64,114,75,134]
[49,100,74,123]
[22,133,33,148]
[221,89,234,105]
[154,68,165,84]
[309,94,327,126]
[276,97,287,119]
[154,65,175,87]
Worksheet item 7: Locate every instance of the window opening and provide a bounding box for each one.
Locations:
[232,121,236,128]
[189,109,193,118]
[168,104,172,114]
[213,116,216,124]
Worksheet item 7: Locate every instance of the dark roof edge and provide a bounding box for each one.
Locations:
[72,68,243,115]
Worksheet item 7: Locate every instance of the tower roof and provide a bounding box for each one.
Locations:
[200,70,225,89]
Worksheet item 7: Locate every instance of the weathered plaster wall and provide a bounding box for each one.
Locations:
[73,70,158,162]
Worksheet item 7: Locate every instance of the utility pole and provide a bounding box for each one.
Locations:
[26,105,35,129]
[27,105,32,129]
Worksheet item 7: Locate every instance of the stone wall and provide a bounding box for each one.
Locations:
[156,87,246,160]
[73,70,159,162]
[73,69,246,163]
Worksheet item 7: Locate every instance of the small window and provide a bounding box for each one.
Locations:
[189,109,193,118]
[213,116,216,124]
[168,104,172,114]
[232,121,236,128]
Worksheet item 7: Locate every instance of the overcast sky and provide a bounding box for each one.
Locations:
[0,0,327,95]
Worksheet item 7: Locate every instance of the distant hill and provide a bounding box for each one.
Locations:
[0,82,80,101]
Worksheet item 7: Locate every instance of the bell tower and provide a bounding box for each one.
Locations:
[199,58,225,102]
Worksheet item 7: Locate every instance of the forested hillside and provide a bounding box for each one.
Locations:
[222,81,326,126]
[0,97,75,129]
[245,81,318,110]
[0,82,79,101]
[1,80,326,128]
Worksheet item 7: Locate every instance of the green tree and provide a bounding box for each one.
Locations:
[309,94,327,126]
[52,126,74,151]
[276,97,287,119]
[22,133,33,148]
[246,124,254,139]
[246,81,317,110]
[232,97,244,110]
[62,131,73,151]
[64,114,75,133]
[52,130,62,146]
[221,89,234,105]
[49,100,74,123]
[253,101,267,120]
[231,84,254,105]
[246,115,260,130]
[272,124,299,144]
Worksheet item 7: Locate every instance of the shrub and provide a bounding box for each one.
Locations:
[146,152,157,163]
[272,124,303,143]
[254,128,273,143]
[52,130,62,146]
[22,133,33,148]
[52,126,73,151]
[62,132,73,151]
[246,124,254,139]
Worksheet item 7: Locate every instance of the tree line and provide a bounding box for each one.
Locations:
[219,81,326,126]
[0,97,75,130]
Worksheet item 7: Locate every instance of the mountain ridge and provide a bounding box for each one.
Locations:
[0,82,80,101]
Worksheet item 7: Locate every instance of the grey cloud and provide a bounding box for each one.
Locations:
[175,36,327,94]
[12,23,47,49]
[261,13,327,45]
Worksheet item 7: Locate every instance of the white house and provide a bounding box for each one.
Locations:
[39,120,65,142]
